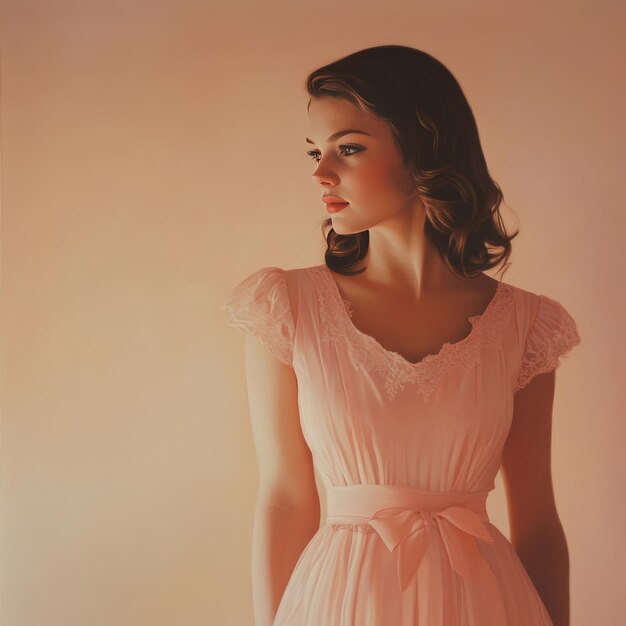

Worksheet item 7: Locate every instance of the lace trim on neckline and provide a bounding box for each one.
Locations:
[307,264,515,402]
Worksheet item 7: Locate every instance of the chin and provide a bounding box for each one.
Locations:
[331,219,371,236]
[331,224,358,236]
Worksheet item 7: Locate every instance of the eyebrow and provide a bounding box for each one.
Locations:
[305,129,372,144]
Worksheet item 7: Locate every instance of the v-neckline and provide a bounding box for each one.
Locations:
[320,263,506,369]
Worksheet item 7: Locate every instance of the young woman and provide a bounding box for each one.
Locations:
[220,45,580,626]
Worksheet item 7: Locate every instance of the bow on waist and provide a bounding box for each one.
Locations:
[325,484,496,594]
[325,485,509,625]
[368,504,494,593]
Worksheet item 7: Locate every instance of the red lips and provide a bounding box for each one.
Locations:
[322,195,347,204]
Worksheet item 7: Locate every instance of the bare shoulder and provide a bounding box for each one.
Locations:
[450,271,502,311]
[464,271,501,291]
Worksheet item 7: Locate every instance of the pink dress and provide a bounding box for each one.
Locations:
[219,263,581,626]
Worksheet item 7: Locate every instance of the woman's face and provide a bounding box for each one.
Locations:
[305,96,421,235]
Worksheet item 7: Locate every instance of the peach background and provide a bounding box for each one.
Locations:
[1,1,624,625]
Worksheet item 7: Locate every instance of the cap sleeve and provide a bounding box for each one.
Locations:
[514,294,581,393]
[219,267,295,366]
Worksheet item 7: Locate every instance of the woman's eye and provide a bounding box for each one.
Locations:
[306,145,362,163]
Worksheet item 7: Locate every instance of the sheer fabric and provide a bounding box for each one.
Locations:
[220,264,581,626]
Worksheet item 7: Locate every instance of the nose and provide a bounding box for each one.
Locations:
[313,168,340,186]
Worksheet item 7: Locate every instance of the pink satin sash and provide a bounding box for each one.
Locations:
[326,484,508,624]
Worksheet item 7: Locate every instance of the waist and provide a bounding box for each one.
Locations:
[326,484,490,524]
[323,484,502,606]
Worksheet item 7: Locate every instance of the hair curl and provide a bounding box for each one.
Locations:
[305,45,518,278]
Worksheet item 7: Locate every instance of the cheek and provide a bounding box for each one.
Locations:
[354,163,410,201]
[352,160,391,191]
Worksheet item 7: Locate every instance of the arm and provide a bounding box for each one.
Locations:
[244,333,321,626]
[501,370,570,626]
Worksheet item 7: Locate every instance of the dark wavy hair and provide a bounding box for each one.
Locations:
[305,45,518,278]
